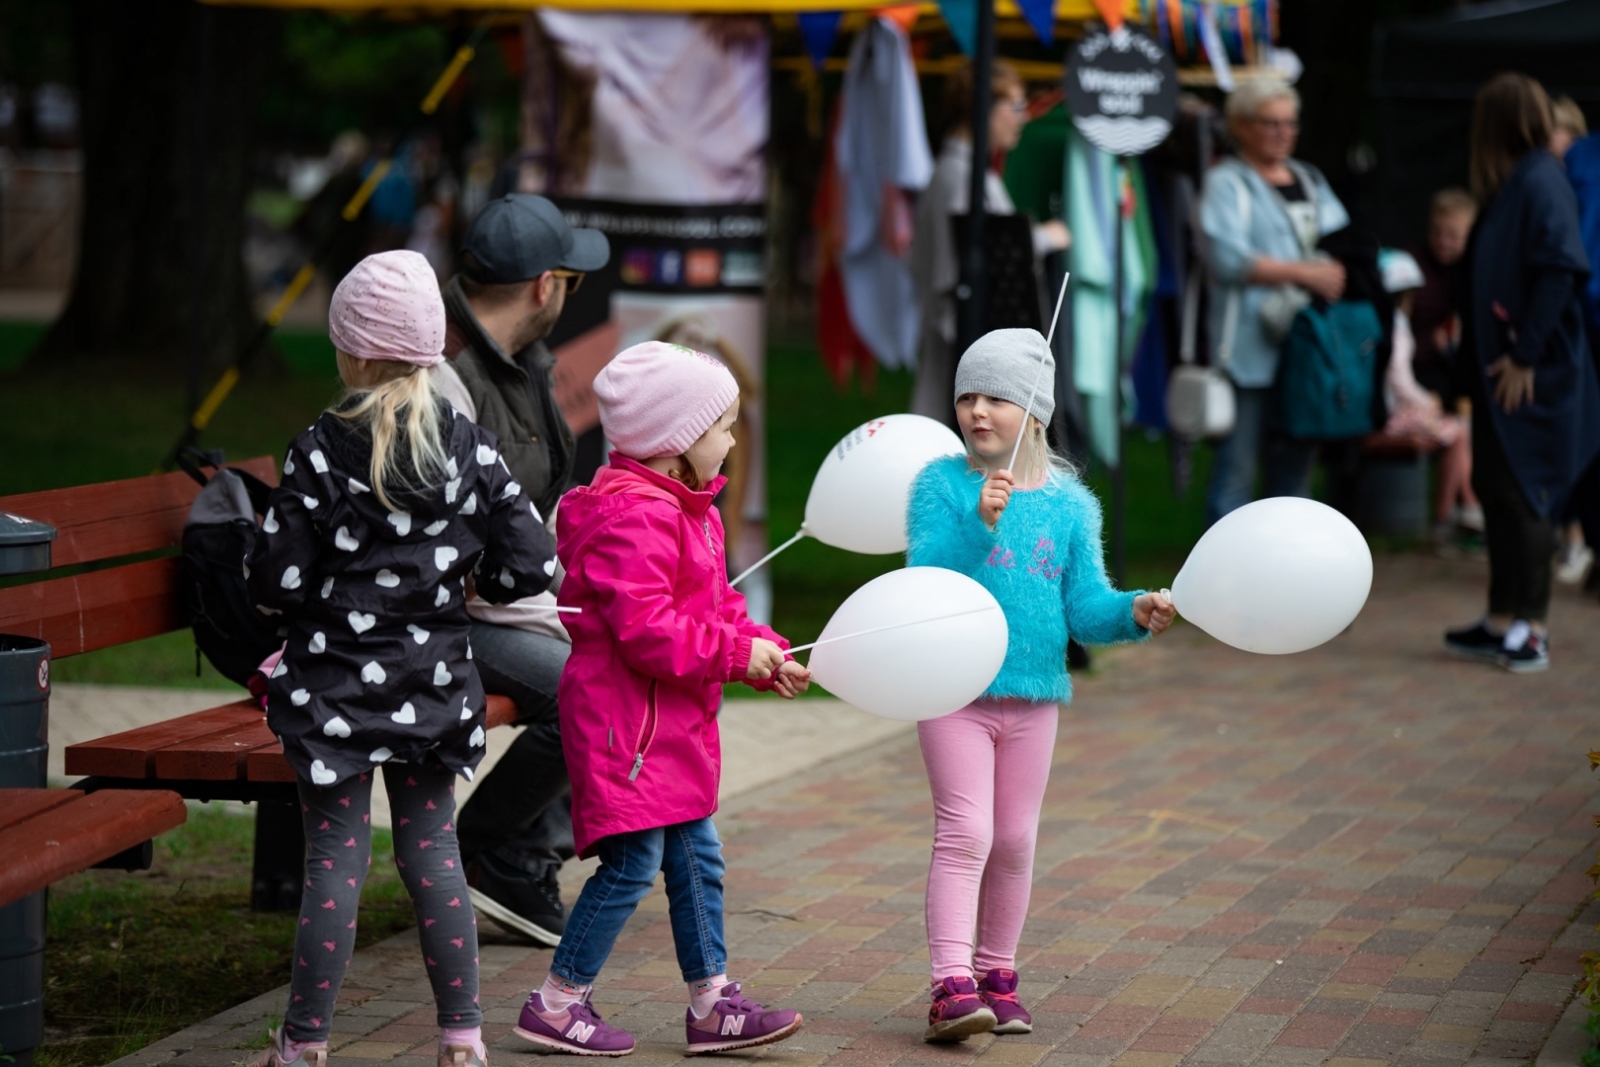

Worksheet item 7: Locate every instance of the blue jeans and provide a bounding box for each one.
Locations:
[1206,385,1318,527]
[551,818,727,986]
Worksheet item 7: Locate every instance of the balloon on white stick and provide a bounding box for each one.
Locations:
[806,567,1007,721]
[729,414,964,585]
[1169,497,1372,654]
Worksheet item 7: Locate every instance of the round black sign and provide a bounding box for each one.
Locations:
[1065,23,1179,157]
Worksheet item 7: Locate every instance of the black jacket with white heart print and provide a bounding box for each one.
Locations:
[247,401,556,787]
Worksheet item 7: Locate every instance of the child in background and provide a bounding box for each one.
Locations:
[1410,188,1476,402]
[247,251,558,1067]
[1550,94,1596,585]
[906,329,1175,1043]
[1378,249,1481,552]
[513,342,811,1058]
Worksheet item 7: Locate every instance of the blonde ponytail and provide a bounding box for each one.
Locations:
[333,352,450,513]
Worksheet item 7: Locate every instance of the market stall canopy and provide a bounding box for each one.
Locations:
[1373,0,1600,242]
[200,0,1139,14]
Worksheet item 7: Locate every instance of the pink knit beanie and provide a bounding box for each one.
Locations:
[328,250,446,367]
[595,342,740,459]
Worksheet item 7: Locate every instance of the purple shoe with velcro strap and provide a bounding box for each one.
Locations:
[684,982,803,1054]
[514,992,635,1057]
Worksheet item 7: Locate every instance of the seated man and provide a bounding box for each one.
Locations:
[431,194,609,945]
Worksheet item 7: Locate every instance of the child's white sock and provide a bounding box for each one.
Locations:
[539,974,590,1012]
[689,974,730,1018]
[439,1026,486,1059]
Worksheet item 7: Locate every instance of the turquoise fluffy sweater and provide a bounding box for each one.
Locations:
[906,455,1147,704]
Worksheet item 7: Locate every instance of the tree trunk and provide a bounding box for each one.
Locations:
[38,0,274,382]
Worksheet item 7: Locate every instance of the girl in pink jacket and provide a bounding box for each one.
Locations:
[512,342,811,1058]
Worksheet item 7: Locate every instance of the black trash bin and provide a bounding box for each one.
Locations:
[0,511,56,1067]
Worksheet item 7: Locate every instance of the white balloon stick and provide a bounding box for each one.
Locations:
[787,605,999,655]
[531,605,582,613]
[1005,271,1071,474]
[728,528,808,588]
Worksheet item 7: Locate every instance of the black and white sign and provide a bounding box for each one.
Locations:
[1066,23,1179,157]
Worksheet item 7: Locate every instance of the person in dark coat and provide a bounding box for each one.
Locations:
[1444,74,1600,673]
[428,195,609,946]
[246,251,556,1067]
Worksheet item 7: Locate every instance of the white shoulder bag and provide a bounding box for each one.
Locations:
[1166,170,1246,441]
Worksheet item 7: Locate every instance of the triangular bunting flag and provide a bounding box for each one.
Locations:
[1016,0,1055,45]
[798,11,842,69]
[938,0,978,55]
[1092,0,1125,30]
[875,4,921,33]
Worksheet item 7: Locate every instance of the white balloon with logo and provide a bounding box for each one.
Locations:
[802,414,965,555]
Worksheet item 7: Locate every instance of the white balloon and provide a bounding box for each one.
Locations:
[1171,497,1373,655]
[804,415,965,554]
[808,567,1007,721]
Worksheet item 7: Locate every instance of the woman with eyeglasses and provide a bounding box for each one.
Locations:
[910,60,1072,425]
[1196,76,1350,526]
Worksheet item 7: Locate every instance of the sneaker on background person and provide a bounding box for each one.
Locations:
[976,969,1033,1035]
[924,976,998,1043]
[1555,537,1593,586]
[1497,619,1549,673]
[1444,619,1505,663]
[684,982,803,1054]
[467,855,565,947]
[513,991,636,1057]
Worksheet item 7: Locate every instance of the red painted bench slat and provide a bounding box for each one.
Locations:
[67,695,521,784]
[0,789,188,908]
[0,457,278,569]
[153,720,281,781]
[0,557,187,659]
[0,788,81,833]
[64,702,264,778]
[246,747,298,783]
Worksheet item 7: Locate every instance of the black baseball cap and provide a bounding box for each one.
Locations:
[460,194,609,283]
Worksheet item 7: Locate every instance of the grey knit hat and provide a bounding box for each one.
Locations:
[953,328,1056,424]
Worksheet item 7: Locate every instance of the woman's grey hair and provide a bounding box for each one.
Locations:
[1224,76,1300,125]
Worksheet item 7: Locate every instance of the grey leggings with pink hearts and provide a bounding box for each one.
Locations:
[284,762,480,1044]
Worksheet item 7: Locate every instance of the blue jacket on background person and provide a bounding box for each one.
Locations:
[1562,133,1600,334]
[1197,156,1348,388]
[1466,148,1600,519]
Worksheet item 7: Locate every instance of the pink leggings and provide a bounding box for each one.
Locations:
[918,699,1058,982]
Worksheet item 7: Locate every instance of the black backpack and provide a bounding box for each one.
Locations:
[176,449,284,688]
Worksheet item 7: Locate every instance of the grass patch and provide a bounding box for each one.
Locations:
[39,806,418,1067]
[51,630,247,691]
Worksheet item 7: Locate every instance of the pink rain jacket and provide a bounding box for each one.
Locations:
[555,455,787,857]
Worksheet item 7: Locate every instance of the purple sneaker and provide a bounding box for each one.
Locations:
[977,969,1033,1034]
[514,991,636,1057]
[684,982,803,1054]
[924,976,997,1043]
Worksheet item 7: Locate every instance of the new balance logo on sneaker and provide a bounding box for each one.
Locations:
[566,1021,597,1043]
[683,982,802,1054]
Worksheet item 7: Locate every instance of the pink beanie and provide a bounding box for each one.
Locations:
[328,250,446,366]
[595,342,740,459]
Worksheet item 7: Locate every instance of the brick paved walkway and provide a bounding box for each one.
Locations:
[115,554,1600,1067]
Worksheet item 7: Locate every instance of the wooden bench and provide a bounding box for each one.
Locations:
[0,460,520,910]
[0,788,188,908]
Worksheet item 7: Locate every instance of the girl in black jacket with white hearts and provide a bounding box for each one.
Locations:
[246,251,555,1067]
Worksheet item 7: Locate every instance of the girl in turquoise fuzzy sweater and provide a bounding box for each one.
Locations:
[906,329,1176,1044]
